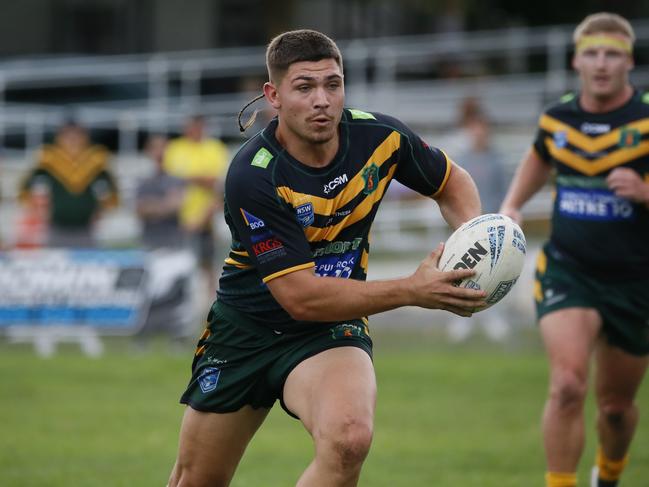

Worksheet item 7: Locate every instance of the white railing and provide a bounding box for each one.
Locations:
[2,20,649,157]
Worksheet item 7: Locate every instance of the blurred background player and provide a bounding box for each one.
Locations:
[163,115,229,297]
[500,12,649,487]
[18,121,119,248]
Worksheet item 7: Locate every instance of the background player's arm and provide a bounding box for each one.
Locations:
[433,162,481,229]
[499,148,552,223]
[266,244,486,322]
[606,167,649,208]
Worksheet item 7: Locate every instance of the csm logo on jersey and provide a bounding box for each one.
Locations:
[323,174,348,194]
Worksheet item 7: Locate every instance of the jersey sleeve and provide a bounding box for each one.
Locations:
[532,113,552,164]
[225,163,314,283]
[392,122,451,197]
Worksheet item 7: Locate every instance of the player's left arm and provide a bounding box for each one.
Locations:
[606,167,649,207]
[433,161,481,230]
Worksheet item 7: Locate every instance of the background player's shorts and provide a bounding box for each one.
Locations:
[180,301,373,417]
[535,245,649,356]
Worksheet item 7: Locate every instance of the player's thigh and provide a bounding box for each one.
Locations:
[540,307,602,377]
[174,405,269,485]
[283,346,376,436]
[594,342,649,406]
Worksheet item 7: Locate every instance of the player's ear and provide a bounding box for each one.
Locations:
[264,82,281,109]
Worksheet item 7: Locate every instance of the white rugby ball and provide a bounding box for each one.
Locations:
[438,213,526,310]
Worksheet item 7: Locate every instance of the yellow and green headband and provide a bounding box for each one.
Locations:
[576,34,633,54]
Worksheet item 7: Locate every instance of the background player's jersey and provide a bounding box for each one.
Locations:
[217,108,451,332]
[533,90,649,279]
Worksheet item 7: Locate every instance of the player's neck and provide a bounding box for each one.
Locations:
[579,84,633,114]
[275,125,339,168]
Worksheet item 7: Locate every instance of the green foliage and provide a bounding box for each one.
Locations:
[1,333,648,487]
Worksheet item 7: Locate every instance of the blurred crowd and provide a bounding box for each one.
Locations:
[12,114,230,296]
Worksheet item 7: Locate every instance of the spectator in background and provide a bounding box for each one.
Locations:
[163,115,229,295]
[135,134,197,349]
[446,98,511,342]
[18,121,118,248]
[136,135,186,249]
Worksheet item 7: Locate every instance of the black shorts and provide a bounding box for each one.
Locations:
[180,301,373,417]
[534,244,649,356]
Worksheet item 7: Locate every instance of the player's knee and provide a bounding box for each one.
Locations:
[599,399,635,427]
[321,417,374,470]
[549,370,588,411]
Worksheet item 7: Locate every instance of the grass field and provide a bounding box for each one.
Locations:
[1,329,648,487]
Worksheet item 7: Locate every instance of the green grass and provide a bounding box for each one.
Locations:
[1,331,648,486]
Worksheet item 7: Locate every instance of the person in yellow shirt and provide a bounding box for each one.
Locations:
[164,115,229,295]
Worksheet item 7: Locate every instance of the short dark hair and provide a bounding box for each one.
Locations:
[266,29,343,83]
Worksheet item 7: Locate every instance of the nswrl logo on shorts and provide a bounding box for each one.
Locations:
[198,367,221,393]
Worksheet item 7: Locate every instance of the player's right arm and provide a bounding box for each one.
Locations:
[499,148,552,224]
[266,243,486,321]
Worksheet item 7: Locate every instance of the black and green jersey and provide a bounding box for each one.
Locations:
[217,108,451,332]
[20,144,119,227]
[533,90,649,279]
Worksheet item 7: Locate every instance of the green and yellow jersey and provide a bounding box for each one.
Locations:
[533,90,649,279]
[19,144,118,228]
[217,108,451,332]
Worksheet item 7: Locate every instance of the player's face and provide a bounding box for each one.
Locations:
[572,33,633,101]
[265,58,344,145]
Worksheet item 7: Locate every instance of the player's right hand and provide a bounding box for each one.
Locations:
[408,243,487,317]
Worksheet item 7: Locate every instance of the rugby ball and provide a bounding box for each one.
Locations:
[438,213,526,310]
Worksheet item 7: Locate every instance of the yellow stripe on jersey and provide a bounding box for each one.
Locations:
[546,138,649,176]
[276,130,400,213]
[536,249,547,275]
[224,257,251,269]
[540,115,649,153]
[262,262,315,283]
[431,150,452,197]
[360,249,369,273]
[305,164,397,241]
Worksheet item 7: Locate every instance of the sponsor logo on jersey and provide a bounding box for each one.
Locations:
[553,131,568,148]
[557,187,635,221]
[240,208,266,230]
[323,173,348,194]
[580,122,610,135]
[252,237,284,257]
[296,202,314,227]
[198,367,221,393]
[314,251,359,278]
[619,128,641,148]
[362,164,379,195]
[251,147,273,168]
[313,238,363,257]
[348,109,376,120]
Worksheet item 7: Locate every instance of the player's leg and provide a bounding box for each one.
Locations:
[283,346,376,487]
[168,405,269,487]
[540,307,601,484]
[591,342,648,486]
